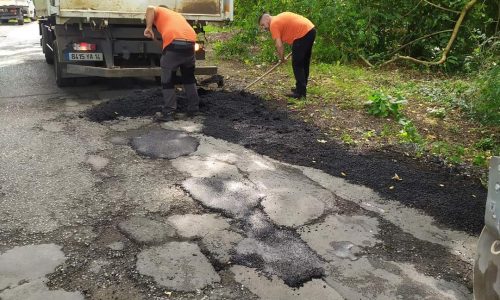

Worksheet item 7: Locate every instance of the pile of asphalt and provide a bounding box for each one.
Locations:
[85,88,486,235]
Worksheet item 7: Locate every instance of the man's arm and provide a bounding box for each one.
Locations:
[144,6,156,39]
[274,38,285,62]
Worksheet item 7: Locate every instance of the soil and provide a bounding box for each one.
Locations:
[85,88,487,235]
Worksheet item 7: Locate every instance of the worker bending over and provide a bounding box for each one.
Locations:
[144,5,200,121]
[259,12,316,99]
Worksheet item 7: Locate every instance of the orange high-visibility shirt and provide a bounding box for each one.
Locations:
[154,7,197,49]
[270,12,315,45]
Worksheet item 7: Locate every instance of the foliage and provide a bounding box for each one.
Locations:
[473,154,488,167]
[341,132,356,145]
[398,118,423,144]
[427,107,447,119]
[364,90,423,145]
[430,141,466,164]
[366,91,406,119]
[226,0,498,71]
[467,65,500,125]
[475,136,496,151]
[213,32,253,59]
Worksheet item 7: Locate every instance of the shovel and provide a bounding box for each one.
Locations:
[243,53,292,91]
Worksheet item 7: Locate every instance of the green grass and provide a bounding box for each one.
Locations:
[204,24,231,33]
[288,61,499,170]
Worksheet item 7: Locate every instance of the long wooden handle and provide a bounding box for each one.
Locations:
[244,53,292,90]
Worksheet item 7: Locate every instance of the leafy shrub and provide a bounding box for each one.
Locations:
[431,141,466,164]
[473,154,488,167]
[214,38,248,60]
[469,66,500,125]
[398,118,423,144]
[366,91,406,119]
[341,132,356,145]
[475,136,496,151]
[427,107,447,119]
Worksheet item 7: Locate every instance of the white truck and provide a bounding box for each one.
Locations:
[0,0,35,25]
[33,0,233,87]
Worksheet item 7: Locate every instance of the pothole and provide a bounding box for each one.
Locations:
[130,129,199,159]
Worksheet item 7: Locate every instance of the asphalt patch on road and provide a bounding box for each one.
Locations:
[84,88,486,234]
[372,216,473,290]
[131,129,199,159]
[233,211,325,287]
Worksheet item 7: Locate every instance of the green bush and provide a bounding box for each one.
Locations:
[475,136,496,151]
[469,66,500,125]
[366,91,406,119]
[398,118,423,144]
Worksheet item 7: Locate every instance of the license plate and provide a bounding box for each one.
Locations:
[67,53,103,61]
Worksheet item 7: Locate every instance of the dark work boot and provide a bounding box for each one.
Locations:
[154,111,175,122]
[286,92,306,99]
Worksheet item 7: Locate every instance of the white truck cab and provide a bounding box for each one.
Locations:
[474,157,500,299]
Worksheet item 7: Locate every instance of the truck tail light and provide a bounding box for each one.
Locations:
[72,42,96,51]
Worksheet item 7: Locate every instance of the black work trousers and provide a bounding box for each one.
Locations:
[160,44,199,114]
[292,28,316,97]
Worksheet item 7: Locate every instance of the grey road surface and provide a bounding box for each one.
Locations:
[0,22,476,300]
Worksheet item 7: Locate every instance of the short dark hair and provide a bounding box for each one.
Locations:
[159,4,168,8]
[258,12,268,24]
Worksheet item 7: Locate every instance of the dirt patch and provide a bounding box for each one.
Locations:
[84,89,486,235]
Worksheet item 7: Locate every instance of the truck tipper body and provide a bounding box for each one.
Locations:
[34,0,233,87]
[0,0,35,25]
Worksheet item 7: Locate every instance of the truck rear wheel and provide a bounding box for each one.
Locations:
[17,18,24,25]
[41,27,54,65]
[53,42,74,87]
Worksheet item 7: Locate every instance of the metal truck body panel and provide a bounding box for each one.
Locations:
[34,0,233,22]
[0,0,28,6]
[474,157,500,299]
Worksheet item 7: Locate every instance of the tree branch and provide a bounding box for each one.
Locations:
[387,29,453,57]
[423,0,460,14]
[496,2,500,35]
[358,54,374,68]
[378,0,478,67]
[403,0,423,17]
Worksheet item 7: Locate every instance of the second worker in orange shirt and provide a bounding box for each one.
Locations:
[259,12,316,99]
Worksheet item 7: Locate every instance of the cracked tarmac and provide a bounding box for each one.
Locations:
[0,23,480,300]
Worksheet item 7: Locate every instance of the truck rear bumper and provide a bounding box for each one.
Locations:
[66,65,217,78]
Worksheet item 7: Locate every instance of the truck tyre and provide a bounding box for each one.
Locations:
[53,42,73,87]
[42,27,54,65]
[1,20,8,24]
[17,18,24,25]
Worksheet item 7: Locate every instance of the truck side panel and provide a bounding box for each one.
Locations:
[59,0,221,15]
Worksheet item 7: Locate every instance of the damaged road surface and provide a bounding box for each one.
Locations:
[0,23,482,300]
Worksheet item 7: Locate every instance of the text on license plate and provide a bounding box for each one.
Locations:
[67,53,103,61]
